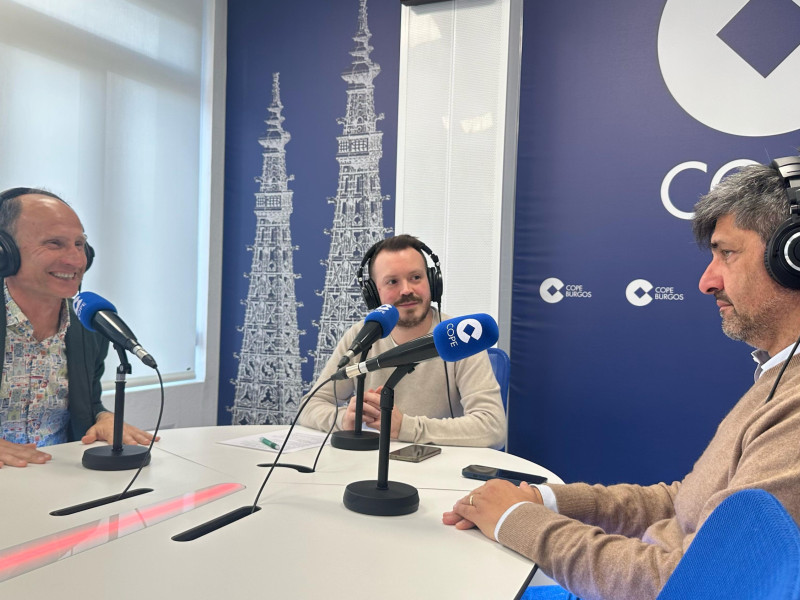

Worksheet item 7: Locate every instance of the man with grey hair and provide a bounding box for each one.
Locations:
[693,161,800,360]
[442,156,800,600]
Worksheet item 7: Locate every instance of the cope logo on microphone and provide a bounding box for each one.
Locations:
[446,318,483,347]
[626,279,685,307]
[456,318,482,343]
[73,296,88,318]
[539,277,592,304]
[376,304,394,313]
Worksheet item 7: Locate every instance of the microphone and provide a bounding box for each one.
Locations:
[331,313,498,380]
[337,304,400,368]
[73,291,158,369]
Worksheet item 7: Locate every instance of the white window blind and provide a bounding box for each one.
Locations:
[0,0,213,389]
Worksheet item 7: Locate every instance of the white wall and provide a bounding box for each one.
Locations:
[396,0,521,350]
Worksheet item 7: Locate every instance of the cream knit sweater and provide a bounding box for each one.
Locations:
[297,315,506,448]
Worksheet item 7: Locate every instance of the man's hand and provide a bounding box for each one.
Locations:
[362,386,404,438]
[342,387,382,430]
[81,412,160,446]
[342,386,404,438]
[442,479,543,540]
[0,438,52,467]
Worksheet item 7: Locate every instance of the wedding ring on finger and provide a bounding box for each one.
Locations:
[469,495,474,506]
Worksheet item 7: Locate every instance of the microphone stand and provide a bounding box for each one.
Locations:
[82,343,151,471]
[343,364,420,516]
[330,349,380,451]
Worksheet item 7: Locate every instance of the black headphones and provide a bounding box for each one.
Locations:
[357,237,443,310]
[0,187,95,278]
[765,156,800,289]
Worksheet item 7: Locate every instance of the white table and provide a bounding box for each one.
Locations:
[0,425,559,599]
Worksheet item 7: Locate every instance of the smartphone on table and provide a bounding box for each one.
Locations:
[388,444,442,463]
[462,464,548,486]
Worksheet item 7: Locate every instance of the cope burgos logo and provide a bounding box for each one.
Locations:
[539,277,592,304]
[658,0,800,220]
[625,279,685,307]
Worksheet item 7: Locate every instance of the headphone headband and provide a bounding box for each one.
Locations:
[772,156,800,205]
[357,236,443,310]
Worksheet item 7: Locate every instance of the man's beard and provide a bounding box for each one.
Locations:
[395,294,431,329]
[718,292,783,348]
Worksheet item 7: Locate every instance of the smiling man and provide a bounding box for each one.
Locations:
[298,234,506,448]
[442,158,800,600]
[0,188,156,468]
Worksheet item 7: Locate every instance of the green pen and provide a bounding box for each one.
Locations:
[260,437,280,450]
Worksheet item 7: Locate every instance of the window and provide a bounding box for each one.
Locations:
[0,0,216,391]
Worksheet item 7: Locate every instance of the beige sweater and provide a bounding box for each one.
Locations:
[297,316,506,448]
[499,355,800,600]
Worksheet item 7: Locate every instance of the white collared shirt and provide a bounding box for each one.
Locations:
[752,342,800,382]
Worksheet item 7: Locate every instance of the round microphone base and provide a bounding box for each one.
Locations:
[330,430,380,451]
[82,445,151,471]
[343,480,419,516]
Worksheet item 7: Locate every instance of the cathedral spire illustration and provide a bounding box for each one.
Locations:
[311,0,392,380]
[231,72,306,425]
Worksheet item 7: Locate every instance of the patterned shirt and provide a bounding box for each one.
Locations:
[0,283,70,446]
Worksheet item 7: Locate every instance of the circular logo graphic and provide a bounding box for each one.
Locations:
[456,318,483,343]
[658,0,800,136]
[626,279,654,307]
[540,277,565,304]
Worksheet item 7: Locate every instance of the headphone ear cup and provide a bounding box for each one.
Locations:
[428,266,443,305]
[84,242,95,272]
[0,230,21,278]
[358,242,380,310]
[765,216,800,289]
[361,280,381,310]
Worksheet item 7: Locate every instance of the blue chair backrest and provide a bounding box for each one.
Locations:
[657,489,800,600]
[487,347,510,411]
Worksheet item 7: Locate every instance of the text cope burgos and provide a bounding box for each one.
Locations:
[654,286,684,301]
[565,285,592,298]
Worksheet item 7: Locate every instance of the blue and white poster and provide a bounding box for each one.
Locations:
[509,0,800,484]
[219,0,400,425]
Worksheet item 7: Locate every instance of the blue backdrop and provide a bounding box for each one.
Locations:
[509,0,800,485]
[219,0,800,486]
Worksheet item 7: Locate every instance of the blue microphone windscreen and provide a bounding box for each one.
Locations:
[364,304,400,338]
[432,313,499,362]
[73,291,117,332]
